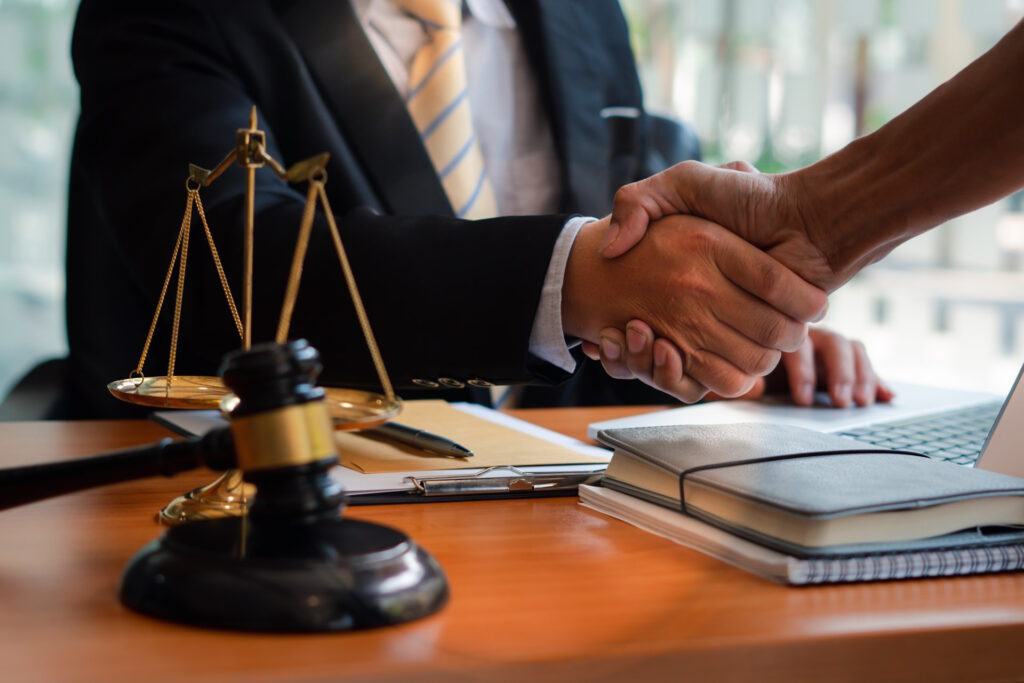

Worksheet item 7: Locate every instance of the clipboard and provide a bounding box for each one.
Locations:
[152,401,611,503]
[336,464,607,504]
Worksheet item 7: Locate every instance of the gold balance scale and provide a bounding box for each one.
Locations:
[106,108,401,524]
[0,117,447,631]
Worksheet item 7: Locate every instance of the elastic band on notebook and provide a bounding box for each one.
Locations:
[676,448,929,513]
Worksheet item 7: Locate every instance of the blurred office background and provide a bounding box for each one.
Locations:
[0,0,1023,400]
[0,0,76,401]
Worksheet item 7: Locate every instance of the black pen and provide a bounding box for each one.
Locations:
[369,422,474,458]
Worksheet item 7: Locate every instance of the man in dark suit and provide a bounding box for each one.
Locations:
[66,0,823,417]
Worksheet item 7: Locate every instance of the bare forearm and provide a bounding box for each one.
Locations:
[792,19,1024,274]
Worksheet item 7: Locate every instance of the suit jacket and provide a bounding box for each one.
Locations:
[67,0,693,417]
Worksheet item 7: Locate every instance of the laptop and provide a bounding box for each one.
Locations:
[588,362,1024,478]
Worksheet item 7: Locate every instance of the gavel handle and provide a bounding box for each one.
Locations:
[0,427,235,512]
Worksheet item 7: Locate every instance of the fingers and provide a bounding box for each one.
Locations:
[596,328,633,380]
[595,321,710,404]
[683,346,769,399]
[650,338,710,403]
[812,328,856,407]
[624,321,655,382]
[592,324,650,381]
[805,328,895,408]
[877,379,895,404]
[780,337,817,406]
[712,279,809,354]
[634,281,786,386]
[713,228,829,325]
[604,168,690,258]
[850,339,894,406]
[850,341,874,407]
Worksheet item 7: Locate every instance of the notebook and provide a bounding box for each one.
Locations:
[579,484,1024,585]
[594,423,1024,557]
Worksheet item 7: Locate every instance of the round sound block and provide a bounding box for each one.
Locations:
[119,516,448,632]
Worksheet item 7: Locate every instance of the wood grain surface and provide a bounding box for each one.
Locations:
[1,410,1023,683]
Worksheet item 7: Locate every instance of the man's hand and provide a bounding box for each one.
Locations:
[601,160,848,291]
[584,321,893,408]
[562,214,828,402]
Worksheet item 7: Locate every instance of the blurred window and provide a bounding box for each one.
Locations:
[0,0,77,397]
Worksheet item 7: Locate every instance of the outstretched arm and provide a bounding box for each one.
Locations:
[604,19,1024,292]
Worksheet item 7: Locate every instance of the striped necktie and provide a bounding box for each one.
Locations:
[394,0,498,219]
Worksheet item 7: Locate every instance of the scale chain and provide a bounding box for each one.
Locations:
[166,191,194,390]
[132,191,192,382]
[131,186,246,390]
[195,192,244,340]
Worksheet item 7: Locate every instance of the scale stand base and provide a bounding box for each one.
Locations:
[120,516,448,632]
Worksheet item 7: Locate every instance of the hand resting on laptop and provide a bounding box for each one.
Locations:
[583,324,892,409]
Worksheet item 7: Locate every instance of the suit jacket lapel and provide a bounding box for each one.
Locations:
[275,0,454,217]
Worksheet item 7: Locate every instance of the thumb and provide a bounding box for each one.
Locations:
[602,179,656,258]
[603,162,693,258]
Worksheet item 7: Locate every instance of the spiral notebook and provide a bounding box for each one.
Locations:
[580,484,1024,585]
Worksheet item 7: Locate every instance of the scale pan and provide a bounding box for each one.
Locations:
[324,387,402,431]
[107,375,228,409]
[218,387,401,430]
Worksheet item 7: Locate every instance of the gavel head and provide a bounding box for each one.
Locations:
[219,339,344,522]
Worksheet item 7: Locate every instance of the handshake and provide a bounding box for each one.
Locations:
[561,159,892,408]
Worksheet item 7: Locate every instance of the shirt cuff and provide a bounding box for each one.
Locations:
[527,215,596,374]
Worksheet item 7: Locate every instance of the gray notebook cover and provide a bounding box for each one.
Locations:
[596,423,1024,557]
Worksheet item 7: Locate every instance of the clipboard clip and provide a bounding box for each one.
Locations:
[406,466,604,497]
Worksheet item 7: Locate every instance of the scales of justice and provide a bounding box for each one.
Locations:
[107,107,401,525]
[0,107,453,631]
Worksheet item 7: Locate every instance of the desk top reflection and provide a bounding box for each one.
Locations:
[1,407,1023,683]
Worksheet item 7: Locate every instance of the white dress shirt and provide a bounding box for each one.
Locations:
[352,0,585,374]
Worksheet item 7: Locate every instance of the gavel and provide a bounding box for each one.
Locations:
[0,340,448,632]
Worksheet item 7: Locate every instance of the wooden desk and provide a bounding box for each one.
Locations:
[2,409,1024,683]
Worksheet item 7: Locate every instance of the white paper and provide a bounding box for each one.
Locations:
[153,403,611,495]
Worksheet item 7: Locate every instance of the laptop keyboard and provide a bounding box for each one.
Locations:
[837,401,1003,466]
